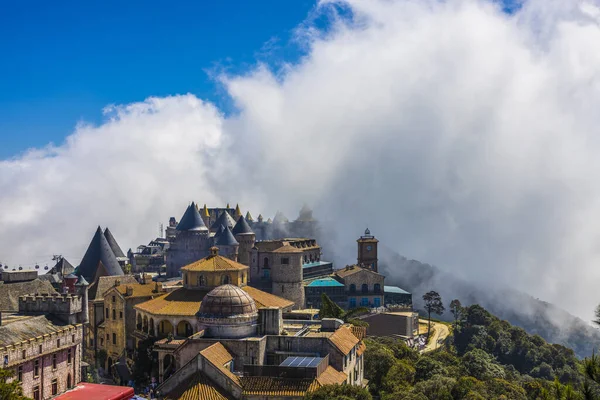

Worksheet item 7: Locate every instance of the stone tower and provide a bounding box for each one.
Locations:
[215,226,239,261]
[270,247,305,309]
[357,228,379,272]
[166,202,210,277]
[232,215,255,266]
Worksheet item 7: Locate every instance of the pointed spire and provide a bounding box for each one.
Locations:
[272,211,288,225]
[77,226,124,281]
[104,228,126,258]
[234,204,242,219]
[258,214,264,223]
[210,210,236,231]
[176,202,208,231]
[232,215,254,235]
[245,211,254,222]
[202,204,210,217]
[214,224,225,239]
[216,226,239,246]
[226,203,230,209]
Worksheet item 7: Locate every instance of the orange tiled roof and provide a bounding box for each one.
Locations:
[114,283,160,298]
[356,341,367,357]
[334,265,380,279]
[134,288,207,316]
[270,244,303,254]
[317,366,347,386]
[328,326,360,355]
[181,255,248,272]
[242,286,294,309]
[165,371,233,400]
[240,377,320,396]
[200,343,240,386]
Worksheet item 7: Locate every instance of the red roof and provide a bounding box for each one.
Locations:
[55,383,135,400]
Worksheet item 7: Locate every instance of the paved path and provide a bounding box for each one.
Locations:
[422,322,450,352]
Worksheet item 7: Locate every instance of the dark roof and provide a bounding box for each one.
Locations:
[214,224,225,239]
[77,226,124,281]
[47,257,75,277]
[104,228,126,258]
[88,275,138,302]
[38,274,61,284]
[232,215,253,235]
[0,279,58,312]
[210,210,235,231]
[75,275,89,286]
[216,226,239,246]
[272,211,288,224]
[0,315,73,347]
[176,202,208,231]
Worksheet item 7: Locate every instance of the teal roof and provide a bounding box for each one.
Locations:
[302,261,333,269]
[306,277,344,287]
[385,286,411,295]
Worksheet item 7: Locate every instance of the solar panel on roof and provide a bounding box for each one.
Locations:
[280,356,323,368]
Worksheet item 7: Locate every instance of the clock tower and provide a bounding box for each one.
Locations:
[357,228,379,272]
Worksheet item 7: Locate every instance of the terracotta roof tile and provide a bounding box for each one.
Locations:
[181,255,247,272]
[316,366,347,386]
[165,371,233,400]
[328,326,360,355]
[357,341,367,357]
[200,343,240,385]
[334,265,381,279]
[240,377,320,396]
[114,283,160,298]
[241,286,294,310]
[271,245,303,254]
[134,288,207,316]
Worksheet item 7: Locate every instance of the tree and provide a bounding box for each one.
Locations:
[449,299,463,326]
[594,304,600,327]
[304,384,372,400]
[422,291,445,339]
[320,293,369,326]
[0,369,31,400]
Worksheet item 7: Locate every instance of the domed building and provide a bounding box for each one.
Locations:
[198,285,259,338]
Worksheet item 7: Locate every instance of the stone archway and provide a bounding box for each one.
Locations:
[176,320,193,337]
[158,320,174,338]
[149,318,155,336]
[164,354,176,381]
[142,315,148,333]
[137,314,143,331]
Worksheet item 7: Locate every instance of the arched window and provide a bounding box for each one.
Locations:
[198,275,206,286]
[374,283,381,293]
[263,257,269,268]
[67,374,72,389]
[349,284,356,293]
[362,284,369,293]
[221,275,230,285]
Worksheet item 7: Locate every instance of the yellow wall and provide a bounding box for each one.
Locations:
[183,270,247,288]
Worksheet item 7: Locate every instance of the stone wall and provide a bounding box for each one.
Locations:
[18,293,83,323]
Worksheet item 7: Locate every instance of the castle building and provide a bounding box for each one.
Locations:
[77,226,125,283]
[1,276,88,400]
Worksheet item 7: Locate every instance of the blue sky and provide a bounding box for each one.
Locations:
[0,0,317,158]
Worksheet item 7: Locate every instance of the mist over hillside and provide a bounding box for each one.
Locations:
[379,248,600,359]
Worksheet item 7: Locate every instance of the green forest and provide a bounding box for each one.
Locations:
[307,304,600,400]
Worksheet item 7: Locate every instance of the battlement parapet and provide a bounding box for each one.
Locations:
[18,292,83,316]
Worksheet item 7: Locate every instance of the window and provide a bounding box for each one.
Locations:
[374,283,381,293]
[52,379,58,395]
[22,349,26,359]
[106,308,109,318]
[349,284,356,293]
[72,334,75,343]
[183,274,188,285]
[241,274,245,283]
[112,309,116,320]
[282,285,285,293]
[286,342,292,351]
[100,338,104,346]
[112,296,116,303]
[39,344,42,354]
[263,269,270,279]
[281,257,289,265]
[263,257,269,268]
[119,311,123,319]
[374,297,381,307]
[34,359,40,377]
[89,338,94,347]
[33,386,40,400]
[361,284,368,293]
[112,333,116,345]
[198,275,206,286]
[349,298,356,308]
[106,334,109,341]
[68,349,72,364]
[361,297,369,306]
[221,275,230,285]
[52,353,57,369]
[17,366,22,381]
[67,374,72,388]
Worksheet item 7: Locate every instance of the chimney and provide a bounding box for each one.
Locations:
[114,279,120,287]
[125,286,133,296]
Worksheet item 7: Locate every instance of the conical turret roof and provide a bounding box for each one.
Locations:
[176,202,208,231]
[234,204,242,219]
[214,224,225,239]
[78,226,124,281]
[104,228,126,258]
[75,275,89,286]
[210,210,236,231]
[245,211,254,222]
[216,226,239,246]
[297,204,315,222]
[232,215,254,235]
[48,257,74,276]
[202,204,210,218]
[272,211,288,225]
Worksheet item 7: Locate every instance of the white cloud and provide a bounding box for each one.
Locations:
[2,0,600,320]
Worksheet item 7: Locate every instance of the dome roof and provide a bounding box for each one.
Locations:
[199,284,257,317]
